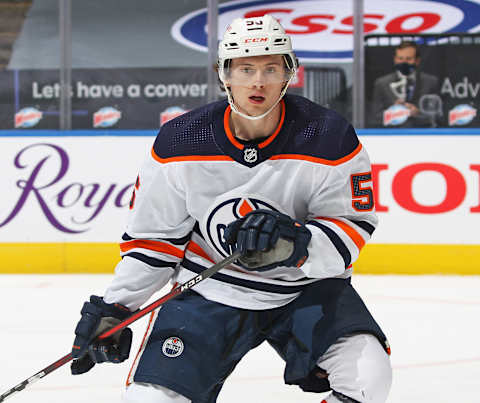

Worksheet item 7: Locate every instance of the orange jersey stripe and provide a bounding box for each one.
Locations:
[315,217,366,251]
[223,100,285,150]
[186,241,215,263]
[258,100,285,149]
[151,147,233,163]
[150,137,361,165]
[120,239,184,259]
[270,143,362,165]
[223,106,244,150]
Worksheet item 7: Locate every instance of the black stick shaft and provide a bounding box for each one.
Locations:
[0,251,241,402]
[0,353,72,402]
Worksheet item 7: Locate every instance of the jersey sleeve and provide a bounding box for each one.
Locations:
[300,128,378,279]
[103,148,195,311]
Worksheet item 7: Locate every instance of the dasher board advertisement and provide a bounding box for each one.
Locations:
[0,132,479,274]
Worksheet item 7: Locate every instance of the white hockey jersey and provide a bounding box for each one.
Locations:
[104,95,378,311]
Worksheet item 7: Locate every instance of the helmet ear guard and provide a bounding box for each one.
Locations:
[284,55,299,71]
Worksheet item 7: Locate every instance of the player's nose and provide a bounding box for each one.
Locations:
[251,70,266,88]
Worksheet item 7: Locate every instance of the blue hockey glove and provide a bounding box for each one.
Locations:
[71,295,133,375]
[224,209,312,271]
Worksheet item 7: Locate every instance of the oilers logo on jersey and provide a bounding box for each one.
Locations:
[203,197,279,258]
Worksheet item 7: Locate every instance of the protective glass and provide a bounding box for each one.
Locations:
[223,64,294,86]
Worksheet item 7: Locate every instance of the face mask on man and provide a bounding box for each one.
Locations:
[394,62,416,76]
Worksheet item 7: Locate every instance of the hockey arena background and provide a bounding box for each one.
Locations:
[0,0,480,276]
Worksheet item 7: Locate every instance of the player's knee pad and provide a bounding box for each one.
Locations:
[317,333,392,403]
[123,382,191,403]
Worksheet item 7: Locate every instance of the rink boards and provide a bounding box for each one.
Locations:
[0,129,479,274]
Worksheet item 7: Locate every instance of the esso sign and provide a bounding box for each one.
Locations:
[243,9,442,35]
[171,0,480,60]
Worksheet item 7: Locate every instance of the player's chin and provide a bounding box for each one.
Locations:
[246,106,270,117]
[247,100,274,113]
[237,103,262,116]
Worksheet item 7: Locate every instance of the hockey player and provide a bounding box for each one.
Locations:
[71,15,392,403]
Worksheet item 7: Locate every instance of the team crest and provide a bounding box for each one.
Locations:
[162,337,184,358]
[243,147,258,163]
[202,196,280,258]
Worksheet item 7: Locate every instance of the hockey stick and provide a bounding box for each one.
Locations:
[0,250,242,402]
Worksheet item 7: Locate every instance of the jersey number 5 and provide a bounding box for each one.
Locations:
[350,172,374,211]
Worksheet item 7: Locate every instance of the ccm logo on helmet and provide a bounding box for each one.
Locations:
[244,37,268,43]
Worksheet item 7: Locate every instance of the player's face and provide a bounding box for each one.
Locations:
[227,55,288,116]
[394,47,419,65]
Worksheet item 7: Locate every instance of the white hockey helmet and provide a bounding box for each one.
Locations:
[217,14,298,120]
[218,14,298,82]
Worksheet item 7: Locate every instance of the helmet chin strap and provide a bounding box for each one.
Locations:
[223,72,296,121]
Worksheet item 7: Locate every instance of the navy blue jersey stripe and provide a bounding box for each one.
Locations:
[350,220,375,235]
[182,259,312,294]
[308,221,351,268]
[124,252,177,268]
[192,222,203,237]
[121,232,191,245]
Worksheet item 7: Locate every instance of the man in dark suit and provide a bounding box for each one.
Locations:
[370,41,440,127]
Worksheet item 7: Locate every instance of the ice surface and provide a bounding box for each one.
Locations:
[1,274,479,403]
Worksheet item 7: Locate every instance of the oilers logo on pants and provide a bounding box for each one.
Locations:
[162,337,184,358]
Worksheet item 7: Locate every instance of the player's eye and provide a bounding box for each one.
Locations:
[240,67,255,74]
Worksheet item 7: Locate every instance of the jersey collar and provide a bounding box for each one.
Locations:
[223,100,285,150]
[212,99,291,167]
